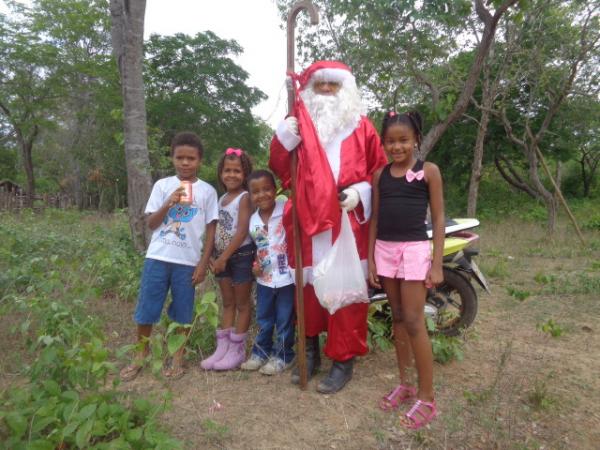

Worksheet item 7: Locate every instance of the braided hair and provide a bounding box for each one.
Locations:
[380,110,423,150]
[216,149,253,191]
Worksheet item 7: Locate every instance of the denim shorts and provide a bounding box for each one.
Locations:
[214,243,255,285]
[134,258,196,325]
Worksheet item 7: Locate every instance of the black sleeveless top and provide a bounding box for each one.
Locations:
[377,160,429,242]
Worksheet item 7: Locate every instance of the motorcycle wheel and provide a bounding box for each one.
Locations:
[427,268,478,336]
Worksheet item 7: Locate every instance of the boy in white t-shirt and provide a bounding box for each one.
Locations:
[120,132,218,381]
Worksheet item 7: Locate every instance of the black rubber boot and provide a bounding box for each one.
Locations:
[291,336,321,384]
[316,358,354,394]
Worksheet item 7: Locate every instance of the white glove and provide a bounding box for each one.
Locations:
[285,116,299,136]
[339,188,360,211]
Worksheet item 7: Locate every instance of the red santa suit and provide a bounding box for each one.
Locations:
[269,62,388,362]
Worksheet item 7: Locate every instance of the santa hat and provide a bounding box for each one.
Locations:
[296,60,356,91]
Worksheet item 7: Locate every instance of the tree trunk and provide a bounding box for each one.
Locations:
[542,191,558,232]
[466,114,488,217]
[553,161,562,205]
[580,158,590,197]
[110,0,153,252]
[22,139,35,208]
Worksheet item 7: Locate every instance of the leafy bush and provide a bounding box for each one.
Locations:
[582,214,600,231]
[367,302,465,364]
[536,319,564,338]
[0,294,182,449]
[0,210,182,448]
[426,317,465,364]
[367,300,394,351]
[506,286,531,301]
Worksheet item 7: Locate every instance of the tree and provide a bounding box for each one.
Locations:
[110,0,153,251]
[489,1,599,230]
[0,0,123,208]
[32,0,122,210]
[144,32,266,168]
[276,0,520,156]
[0,2,63,205]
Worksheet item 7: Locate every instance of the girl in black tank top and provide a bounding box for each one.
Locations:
[367,111,445,430]
[377,159,429,242]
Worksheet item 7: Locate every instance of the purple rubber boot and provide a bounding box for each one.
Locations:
[213,331,247,371]
[200,328,232,370]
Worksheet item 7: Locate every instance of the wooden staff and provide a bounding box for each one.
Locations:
[286,0,319,390]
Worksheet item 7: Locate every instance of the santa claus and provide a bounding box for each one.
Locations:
[270,61,388,393]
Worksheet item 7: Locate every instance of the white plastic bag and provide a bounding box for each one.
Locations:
[313,209,368,314]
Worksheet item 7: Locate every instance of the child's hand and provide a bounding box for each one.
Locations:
[167,186,185,208]
[368,260,381,289]
[210,255,227,274]
[425,265,443,288]
[251,260,262,278]
[192,263,207,285]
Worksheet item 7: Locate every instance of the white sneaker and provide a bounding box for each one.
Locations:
[240,354,266,371]
[259,357,295,375]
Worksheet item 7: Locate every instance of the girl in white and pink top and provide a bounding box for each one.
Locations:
[201,148,255,371]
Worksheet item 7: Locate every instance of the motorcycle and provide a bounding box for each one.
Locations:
[369,218,490,336]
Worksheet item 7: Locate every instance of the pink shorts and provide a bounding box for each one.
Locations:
[374,239,431,280]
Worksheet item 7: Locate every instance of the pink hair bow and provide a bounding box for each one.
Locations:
[406,169,424,183]
[225,148,243,156]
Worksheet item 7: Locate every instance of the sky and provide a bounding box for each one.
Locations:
[145,0,290,128]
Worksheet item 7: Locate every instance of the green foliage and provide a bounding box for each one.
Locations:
[483,259,510,280]
[582,214,600,231]
[426,317,465,364]
[1,1,271,210]
[200,418,231,445]
[0,210,183,447]
[537,271,600,296]
[368,301,465,362]
[367,301,394,351]
[144,32,268,170]
[527,378,556,411]
[0,209,141,302]
[536,319,564,338]
[134,289,220,375]
[0,0,124,205]
[277,0,477,111]
[506,286,531,301]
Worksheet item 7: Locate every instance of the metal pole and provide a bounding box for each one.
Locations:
[286,0,318,390]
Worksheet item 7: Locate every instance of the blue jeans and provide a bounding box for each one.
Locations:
[134,258,195,325]
[252,283,295,363]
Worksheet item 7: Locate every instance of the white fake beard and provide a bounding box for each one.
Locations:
[300,83,364,146]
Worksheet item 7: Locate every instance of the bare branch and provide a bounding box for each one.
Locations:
[494,155,539,199]
[499,107,526,148]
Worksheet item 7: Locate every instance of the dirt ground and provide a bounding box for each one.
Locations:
[110,219,600,450]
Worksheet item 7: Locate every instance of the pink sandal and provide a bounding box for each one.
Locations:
[379,384,417,411]
[403,399,438,429]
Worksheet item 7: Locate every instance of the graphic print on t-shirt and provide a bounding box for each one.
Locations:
[252,224,272,283]
[159,204,198,241]
[215,209,234,255]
